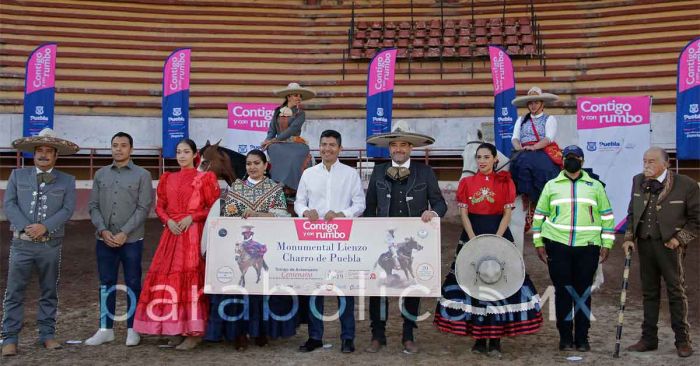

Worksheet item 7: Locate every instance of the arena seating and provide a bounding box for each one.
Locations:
[0,0,696,122]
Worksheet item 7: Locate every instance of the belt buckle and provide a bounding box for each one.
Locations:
[19,233,50,243]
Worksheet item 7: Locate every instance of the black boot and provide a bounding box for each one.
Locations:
[471,339,487,354]
[488,338,502,358]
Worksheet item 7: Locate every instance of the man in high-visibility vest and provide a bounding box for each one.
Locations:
[532,145,615,353]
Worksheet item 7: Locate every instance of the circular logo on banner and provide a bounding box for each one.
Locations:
[217,267,234,283]
[218,228,228,237]
[417,229,429,239]
[416,263,434,281]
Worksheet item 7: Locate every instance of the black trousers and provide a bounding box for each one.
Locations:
[637,237,690,346]
[369,296,420,343]
[544,238,600,346]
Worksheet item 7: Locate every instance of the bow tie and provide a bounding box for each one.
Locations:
[642,179,664,194]
[37,172,55,185]
[386,166,410,181]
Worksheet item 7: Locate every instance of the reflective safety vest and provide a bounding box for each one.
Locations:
[532,170,615,249]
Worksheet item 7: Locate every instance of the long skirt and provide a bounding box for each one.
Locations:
[510,149,560,203]
[133,224,208,336]
[267,142,311,191]
[433,213,543,339]
[205,294,298,341]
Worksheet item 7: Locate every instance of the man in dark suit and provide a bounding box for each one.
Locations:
[1,128,78,357]
[363,121,447,354]
[622,146,699,358]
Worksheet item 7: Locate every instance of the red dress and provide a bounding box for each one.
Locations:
[455,171,516,214]
[133,168,220,336]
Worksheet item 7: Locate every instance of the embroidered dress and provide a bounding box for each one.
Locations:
[510,113,560,203]
[434,171,543,338]
[133,169,220,336]
[205,177,297,341]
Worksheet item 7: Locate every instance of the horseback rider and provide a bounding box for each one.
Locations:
[385,228,401,270]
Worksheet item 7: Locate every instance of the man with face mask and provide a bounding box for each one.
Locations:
[622,147,698,358]
[531,145,615,353]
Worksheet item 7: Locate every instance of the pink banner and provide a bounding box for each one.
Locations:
[367,49,397,97]
[163,49,191,97]
[678,38,700,93]
[294,219,354,241]
[25,44,57,95]
[488,46,515,94]
[227,102,277,131]
[577,96,651,129]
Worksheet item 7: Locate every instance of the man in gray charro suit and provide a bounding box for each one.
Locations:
[1,128,78,357]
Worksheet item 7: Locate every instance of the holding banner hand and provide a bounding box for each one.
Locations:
[324,210,345,221]
[303,209,319,221]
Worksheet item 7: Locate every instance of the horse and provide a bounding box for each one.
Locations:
[375,237,423,283]
[198,140,247,186]
[460,130,528,253]
[234,241,269,287]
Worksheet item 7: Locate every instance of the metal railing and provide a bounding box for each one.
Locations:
[2,146,698,180]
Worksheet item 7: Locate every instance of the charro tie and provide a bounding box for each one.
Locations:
[386,166,410,181]
[37,172,54,185]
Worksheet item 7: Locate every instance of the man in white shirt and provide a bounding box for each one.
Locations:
[294,129,365,354]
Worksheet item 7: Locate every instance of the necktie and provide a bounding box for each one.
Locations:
[386,166,410,181]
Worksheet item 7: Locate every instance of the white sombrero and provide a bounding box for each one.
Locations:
[273,82,316,101]
[12,127,79,155]
[454,234,525,301]
[366,120,435,147]
[511,86,559,107]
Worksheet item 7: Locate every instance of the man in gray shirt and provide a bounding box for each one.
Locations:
[85,132,153,347]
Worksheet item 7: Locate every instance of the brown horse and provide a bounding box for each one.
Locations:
[197,140,246,185]
[234,241,269,287]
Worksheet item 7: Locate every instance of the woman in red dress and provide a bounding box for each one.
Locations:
[434,142,542,358]
[133,139,220,350]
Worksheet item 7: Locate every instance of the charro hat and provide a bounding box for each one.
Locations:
[273,82,316,101]
[12,127,80,155]
[511,86,559,107]
[454,234,525,301]
[366,120,435,147]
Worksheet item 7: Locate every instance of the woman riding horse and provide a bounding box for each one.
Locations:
[261,82,315,193]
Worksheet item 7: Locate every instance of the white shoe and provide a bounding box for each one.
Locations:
[85,328,115,346]
[126,328,141,347]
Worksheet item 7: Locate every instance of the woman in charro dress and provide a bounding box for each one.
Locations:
[434,143,542,358]
[261,82,316,192]
[204,150,297,350]
[133,139,220,350]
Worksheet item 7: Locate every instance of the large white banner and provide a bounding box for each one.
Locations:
[225,102,277,154]
[577,96,651,231]
[204,217,442,297]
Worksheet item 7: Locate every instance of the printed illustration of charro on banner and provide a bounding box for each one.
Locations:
[204,217,441,297]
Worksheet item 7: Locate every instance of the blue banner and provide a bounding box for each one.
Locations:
[162,48,191,158]
[489,46,517,157]
[23,43,57,140]
[366,48,397,158]
[676,37,700,160]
